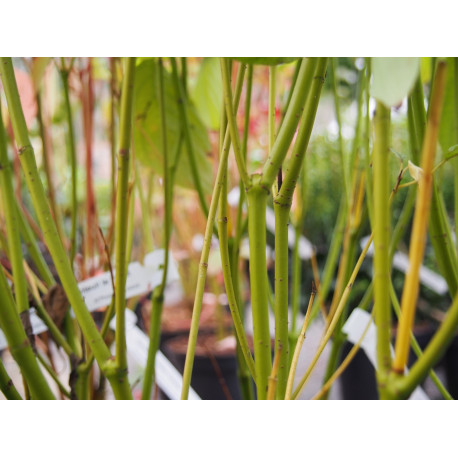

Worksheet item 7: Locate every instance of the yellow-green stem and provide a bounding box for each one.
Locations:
[180,62,245,400]
[247,178,272,399]
[291,234,374,399]
[36,91,65,244]
[389,289,458,399]
[330,57,350,205]
[410,77,458,297]
[273,205,290,398]
[453,58,458,259]
[0,95,29,315]
[15,199,55,288]
[170,57,209,217]
[372,101,392,395]
[0,57,131,399]
[0,266,55,399]
[220,58,250,188]
[59,67,78,265]
[389,282,452,400]
[113,58,136,399]
[142,58,172,399]
[285,289,315,400]
[260,58,318,190]
[272,58,327,397]
[392,61,447,373]
[312,308,375,400]
[218,165,256,381]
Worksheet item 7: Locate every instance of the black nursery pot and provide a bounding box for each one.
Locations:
[339,324,441,400]
[444,335,458,399]
[162,335,242,400]
[339,342,379,400]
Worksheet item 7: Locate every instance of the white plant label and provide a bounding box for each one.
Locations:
[0,250,179,351]
[343,308,429,400]
[108,309,200,400]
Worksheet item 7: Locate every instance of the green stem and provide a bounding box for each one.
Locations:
[33,298,74,358]
[279,59,302,130]
[0,57,130,399]
[372,101,392,396]
[453,58,458,258]
[273,205,289,398]
[59,66,78,266]
[180,61,245,400]
[125,184,135,266]
[321,196,366,399]
[0,95,29,315]
[36,351,71,399]
[392,61,447,374]
[231,65,254,399]
[387,101,418,261]
[272,61,327,396]
[348,65,365,178]
[141,292,162,399]
[330,58,350,205]
[216,66,256,382]
[428,58,438,113]
[275,58,328,208]
[0,267,55,399]
[389,188,416,261]
[113,58,136,399]
[78,293,117,382]
[220,58,250,188]
[180,145,225,400]
[410,77,458,297]
[170,57,209,217]
[321,219,363,396]
[15,200,55,288]
[290,224,302,337]
[269,66,276,161]
[291,234,374,399]
[246,178,272,399]
[260,58,318,190]
[109,57,117,254]
[389,283,453,400]
[285,289,315,399]
[218,155,256,381]
[310,196,346,323]
[36,91,65,243]
[231,64,252,289]
[389,289,458,399]
[363,58,374,226]
[142,58,172,400]
[181,57,187,96]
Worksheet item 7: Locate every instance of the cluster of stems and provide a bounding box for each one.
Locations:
[2,57,458,402]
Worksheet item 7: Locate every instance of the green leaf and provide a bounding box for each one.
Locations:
[133,59,213,194]
[191,58,222,130]
[232,57,299,66]
[371,57,420,107]
[439,58,457,157]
